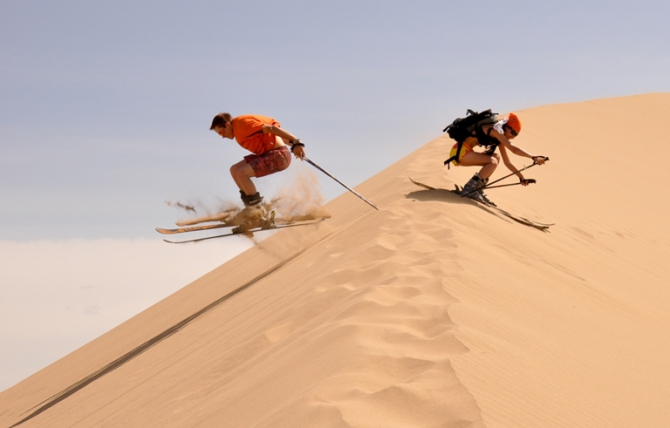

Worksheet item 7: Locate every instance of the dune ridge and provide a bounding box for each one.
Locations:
[1,93,669,427]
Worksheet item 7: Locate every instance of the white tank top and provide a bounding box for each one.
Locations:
[493,119,507,135]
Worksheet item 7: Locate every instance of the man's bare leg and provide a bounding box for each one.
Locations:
[230,160,257,196]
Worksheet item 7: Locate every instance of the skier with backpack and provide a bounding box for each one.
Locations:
[443,109,548,205]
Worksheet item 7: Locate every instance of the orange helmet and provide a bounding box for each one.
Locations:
[506,113,522,135]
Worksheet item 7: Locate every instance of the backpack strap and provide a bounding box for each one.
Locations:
[443,140,464,169]
[475,121,501,152]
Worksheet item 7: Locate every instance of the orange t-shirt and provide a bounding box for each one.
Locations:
[231,114,281,155]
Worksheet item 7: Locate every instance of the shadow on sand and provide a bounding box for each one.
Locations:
[405,181,552,232]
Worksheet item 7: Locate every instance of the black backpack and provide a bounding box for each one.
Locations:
[443,109,498,168]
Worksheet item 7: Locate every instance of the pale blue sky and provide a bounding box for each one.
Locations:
[2,0,669,239]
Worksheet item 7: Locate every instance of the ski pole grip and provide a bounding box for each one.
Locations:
[532,156,549,164]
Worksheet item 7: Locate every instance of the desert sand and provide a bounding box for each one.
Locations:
[1,93,669,427]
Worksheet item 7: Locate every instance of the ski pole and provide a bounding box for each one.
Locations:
[483,179,536,190]
[484,162,542,188]
[303,157,379,210]
[461,158,548,198]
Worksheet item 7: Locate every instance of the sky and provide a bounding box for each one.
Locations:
[1,0,669,391]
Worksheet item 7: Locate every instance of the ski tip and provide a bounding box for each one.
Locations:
[408,177,435,190]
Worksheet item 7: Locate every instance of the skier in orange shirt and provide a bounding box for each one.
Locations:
[210,112,305,208]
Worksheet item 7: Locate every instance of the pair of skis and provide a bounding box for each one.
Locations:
[156,212,328,244]
[409,177,553,231]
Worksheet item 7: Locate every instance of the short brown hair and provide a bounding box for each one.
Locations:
[210,112,232,130]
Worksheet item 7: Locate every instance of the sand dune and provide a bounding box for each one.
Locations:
[1,93,669,427]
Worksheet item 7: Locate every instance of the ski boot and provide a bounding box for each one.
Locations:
[232,191,274,234]
[460,173,490,205]
[478,188,496,206]
[477,191,495,206]
[477,192,495,206]
[240,190,263,207]
[473,176,496,206]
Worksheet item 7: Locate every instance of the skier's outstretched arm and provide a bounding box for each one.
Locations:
[261,124,305,159]
[498,145,526,183]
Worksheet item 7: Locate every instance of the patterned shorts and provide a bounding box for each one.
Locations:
[244,146,292,178]
[449,142,474,166]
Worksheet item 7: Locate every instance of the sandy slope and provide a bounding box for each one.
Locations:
[1,93,669,428]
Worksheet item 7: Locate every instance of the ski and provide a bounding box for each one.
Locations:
[157,214,330,235]
[175,209,237,226]
[162,218,326,244]
[157,222,231,235]
[409,177,553,231]
[173,200,284,226]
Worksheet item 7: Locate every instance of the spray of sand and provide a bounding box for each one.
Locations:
[165,198,240,217]
[269,169,330,221]
[166,169,330,226]
[164,201,197,213]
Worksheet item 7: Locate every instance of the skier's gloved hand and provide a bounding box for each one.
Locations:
[520,178,536,186]
[532,156,548,165]
[290,139,306,160]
